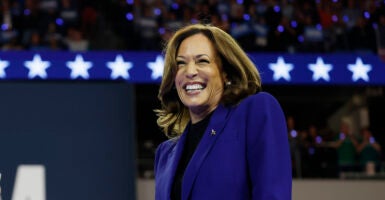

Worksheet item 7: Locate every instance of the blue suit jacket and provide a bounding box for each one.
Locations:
[154,92,292,200]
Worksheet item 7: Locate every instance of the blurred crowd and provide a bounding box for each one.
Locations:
[287,116,383,179]
[1,0,385,54]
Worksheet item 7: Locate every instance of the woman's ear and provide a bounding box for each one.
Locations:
[222,72,231,86]
[222,71,228,82]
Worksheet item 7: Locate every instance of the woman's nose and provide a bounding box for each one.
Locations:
[185,63,198,78]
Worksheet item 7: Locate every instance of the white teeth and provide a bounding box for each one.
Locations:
[185,84,204,90]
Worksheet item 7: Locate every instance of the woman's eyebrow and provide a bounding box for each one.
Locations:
[195,54,210,59]
[176,54,210,59]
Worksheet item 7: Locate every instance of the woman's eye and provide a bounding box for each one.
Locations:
[198,59,209,64]
[176,61,185,67]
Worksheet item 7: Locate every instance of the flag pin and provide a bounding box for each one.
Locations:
[211,129,216,136]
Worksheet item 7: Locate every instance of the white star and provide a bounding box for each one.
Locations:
[269,56,294,81]
[0,58,10,78]
[106,54,133,79]
[24,54,51,79]
[308,57,333,81]
[147,55,164,80]
[347,58,372,82]
[66,54,93,79]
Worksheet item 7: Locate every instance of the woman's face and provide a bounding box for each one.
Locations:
[175,33,225,122]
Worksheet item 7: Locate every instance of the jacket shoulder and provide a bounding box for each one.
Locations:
[235,91,286,128]
[240,91,280,107]
[155,137,178,159]
[154,137,178,172]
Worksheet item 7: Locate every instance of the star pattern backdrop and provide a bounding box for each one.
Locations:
[0,52,384,85]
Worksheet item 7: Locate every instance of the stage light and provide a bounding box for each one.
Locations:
[126,12,134,21]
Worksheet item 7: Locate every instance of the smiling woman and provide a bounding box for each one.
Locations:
[154,24,292,200]
[156,24,261,136]
[174,34,225,123]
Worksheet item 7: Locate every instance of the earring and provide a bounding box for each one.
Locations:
[225,81,231,86]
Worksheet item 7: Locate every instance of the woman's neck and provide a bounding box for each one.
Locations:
[189,105,217,124]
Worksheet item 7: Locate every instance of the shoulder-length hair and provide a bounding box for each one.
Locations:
[156,24,261,137]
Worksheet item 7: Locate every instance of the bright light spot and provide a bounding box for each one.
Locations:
[316,136,322,144]
[277,25,284,32]
[364,11,370,19]
[291,20,297,28]
[298,35,304,42]
[56,18,63,26]
[332,15,338,22]
[126,12,134,21]
[274,6,280,13]
[126,0,134,4]
[343,15,349,22]
[237,0,243,4]
[1,24,9,31]
[154,8,161,16]
[171,3,179,10]
[158,27,165,34]
[243,14,250,21]
[290,130,297,138]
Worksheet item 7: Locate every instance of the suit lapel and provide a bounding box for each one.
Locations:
[181,104,231,200]
[164,126,189,198]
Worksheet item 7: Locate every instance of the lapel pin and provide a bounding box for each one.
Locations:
[211,129,216,136]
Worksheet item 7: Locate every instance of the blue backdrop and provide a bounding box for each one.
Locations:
[0,51,384,85]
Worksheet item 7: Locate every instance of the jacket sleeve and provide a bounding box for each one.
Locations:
[245,92,292,200]
[154,142,163,176]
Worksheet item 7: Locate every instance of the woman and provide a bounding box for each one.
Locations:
[154,24,292,200]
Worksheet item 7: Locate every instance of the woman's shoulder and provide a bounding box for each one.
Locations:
[232,91,284,120]
[155,137,179,155]
[240,91,280,107]
[154,137,179,170]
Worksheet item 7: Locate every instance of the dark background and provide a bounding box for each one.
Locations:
[0,81,136,200]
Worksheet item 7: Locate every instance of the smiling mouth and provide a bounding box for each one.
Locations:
[184,83,206,93]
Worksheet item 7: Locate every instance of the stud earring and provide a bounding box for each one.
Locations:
[225,81,231,86]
